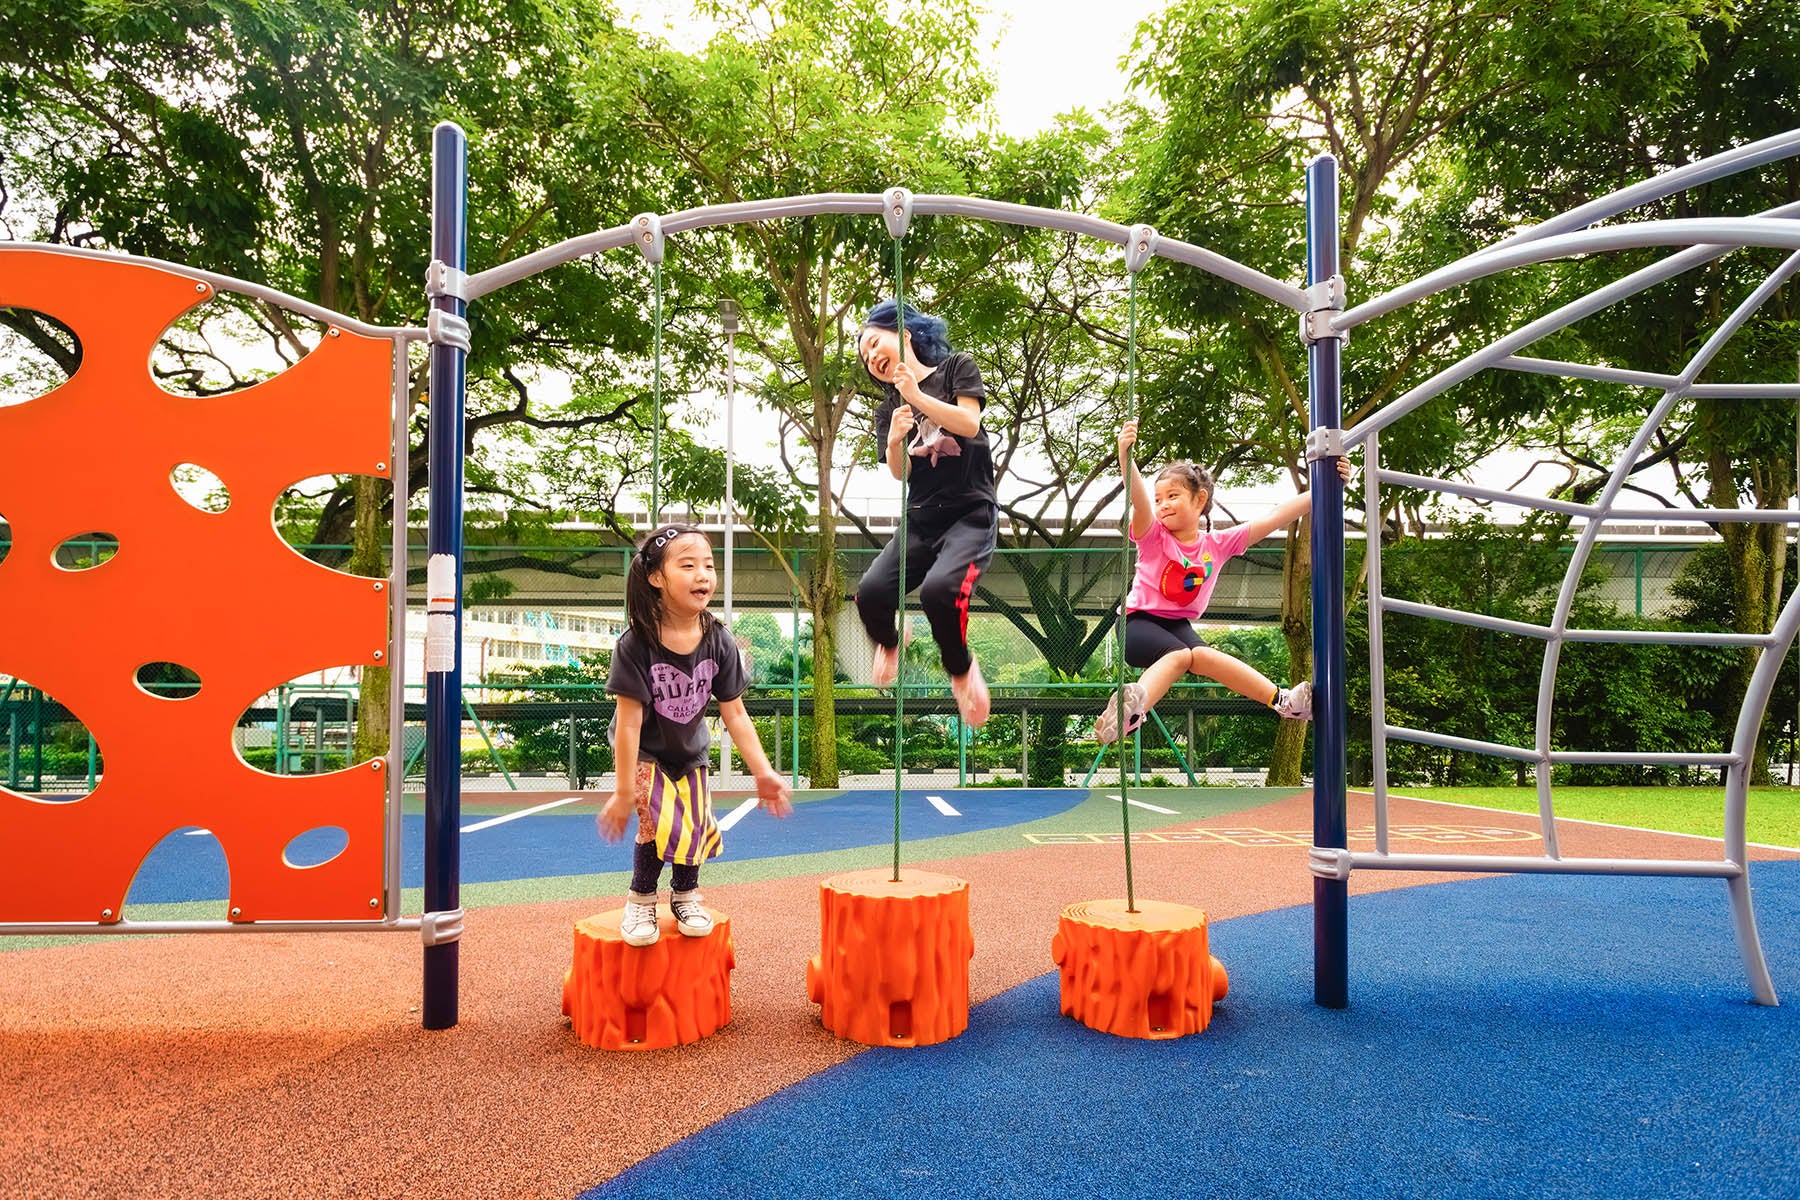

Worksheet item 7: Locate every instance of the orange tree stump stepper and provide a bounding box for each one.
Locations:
[806,868,974,1048]
[1051,898,1229,1040]
[562,908,735,1051]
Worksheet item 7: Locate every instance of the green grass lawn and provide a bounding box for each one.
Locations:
[1390,786,1800,849]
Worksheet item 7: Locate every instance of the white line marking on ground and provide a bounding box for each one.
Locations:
[1107,793,1179,815]
[926,794,962,817]
[183,828,212,836]
[717,796,760,832]
[461,796,581,833]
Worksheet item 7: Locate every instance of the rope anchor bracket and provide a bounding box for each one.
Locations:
[1125,224,1159,274]
[883,187,914,241]
[631,212,666,265]
[1299,273,1348,346]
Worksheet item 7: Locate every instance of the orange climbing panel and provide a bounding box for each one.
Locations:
[1051,898,1228,1039]
[562,909,736,1050]
[0,249,392,924]
[807,868,973,1047]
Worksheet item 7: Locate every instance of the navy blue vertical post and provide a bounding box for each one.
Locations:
[424,121,468,1030]
[1306,154,1349,1009]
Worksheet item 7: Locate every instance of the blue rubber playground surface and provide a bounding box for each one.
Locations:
[123,788,1084,903]
[590,861,1800,1200]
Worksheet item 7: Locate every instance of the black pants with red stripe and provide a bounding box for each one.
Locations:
[854,503,996,678]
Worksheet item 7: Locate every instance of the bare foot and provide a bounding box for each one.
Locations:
[950,659,991,728]
[872,641,899,687]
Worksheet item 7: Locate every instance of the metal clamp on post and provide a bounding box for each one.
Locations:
[1125,223,1159,274]
[631,212,665,265]
[425,259,469,302]
[1305,427,1346,462]
[420,907,464,947]
[883,187,914,240]
[1299,272,1348,346]
[1308,846,1353,881]
[427,308,471,351]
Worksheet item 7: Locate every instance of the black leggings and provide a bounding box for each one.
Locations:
[630,839,699,895]
[854,503,997,677]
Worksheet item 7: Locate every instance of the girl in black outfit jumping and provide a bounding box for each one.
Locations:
[853,298,995,728]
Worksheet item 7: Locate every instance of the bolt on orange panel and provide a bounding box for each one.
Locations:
[807,868,973,1047]
[0,249,391,924]
[1051,898,1228,1039]
[562,909,736,1050]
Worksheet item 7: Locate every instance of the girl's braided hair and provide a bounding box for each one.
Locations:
[1155,462,1216,531]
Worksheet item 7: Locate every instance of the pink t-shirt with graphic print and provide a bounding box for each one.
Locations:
[1125,519,1252,619]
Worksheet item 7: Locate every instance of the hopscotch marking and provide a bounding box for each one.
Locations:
[925,794,961,817]
[1107,793,1179,815]
[461,796,581,833]
[717,796,760,832]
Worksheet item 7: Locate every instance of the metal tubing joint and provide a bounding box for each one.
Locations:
[426,259,470,302]
[427,308,471,351]
[1306,427,1346,462]
[421,907,465,947]
[1308,846,1353,880]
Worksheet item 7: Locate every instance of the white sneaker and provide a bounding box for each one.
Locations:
[1094,682,1148,745]
[670,891,714,938]
[620,893,660,947]
[1274,680,1313,721]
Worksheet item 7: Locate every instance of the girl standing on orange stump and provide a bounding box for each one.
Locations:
[599,524,792,947]
[1092,420,1351,744]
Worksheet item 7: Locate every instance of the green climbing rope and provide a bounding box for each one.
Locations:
[1116,266,1139,913]
[650,260,664,525]
[891,234,908,883]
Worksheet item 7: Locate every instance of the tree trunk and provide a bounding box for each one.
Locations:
[809,440,840,788]
[1267,518,1314,788]
[1707,443,1787,786]
[348,473,391,761]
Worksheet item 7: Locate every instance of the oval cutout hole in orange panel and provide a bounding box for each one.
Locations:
[170,463,230,513]
[52,532,117,571]
[134,662,201,701]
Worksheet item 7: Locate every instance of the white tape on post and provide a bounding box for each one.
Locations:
[425,552,457,674]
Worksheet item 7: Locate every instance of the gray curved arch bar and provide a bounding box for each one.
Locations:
[461,192,1311,312]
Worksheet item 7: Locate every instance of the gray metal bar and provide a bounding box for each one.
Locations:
[0,241,421,340]
[1347,852,1742,879]
[1338,218,1800,332]
[1383,597,1551,640]
[1344,246,1728,449]
[462,192,1311,311]
[1498,356,1682,389]
[1603,507,1800,524]
[1481,129,1800,252]
[1687,383,1800,398]
[1550,750,1739,766]
[1385,724,1541,763]
[1376,469,1596,517]
[1364,432,1391,855]
[385,333,413,916]
[0,918,424,936]
[1343,200,1800,451]
[1560,627,1772,647]
[1718,547,1800,1005]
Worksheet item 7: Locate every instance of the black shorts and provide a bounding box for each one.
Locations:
[1123,611,1204,669]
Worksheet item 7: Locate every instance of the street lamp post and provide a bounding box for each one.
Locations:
[718,298,741,786]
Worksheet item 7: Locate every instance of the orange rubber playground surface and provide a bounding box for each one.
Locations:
[5,787,1799,1199]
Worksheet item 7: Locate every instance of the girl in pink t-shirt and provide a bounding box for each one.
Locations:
[1093,419,1350,744]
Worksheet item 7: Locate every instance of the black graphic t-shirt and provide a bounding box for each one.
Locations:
[873,351,996,523]
[606,621,747,774]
